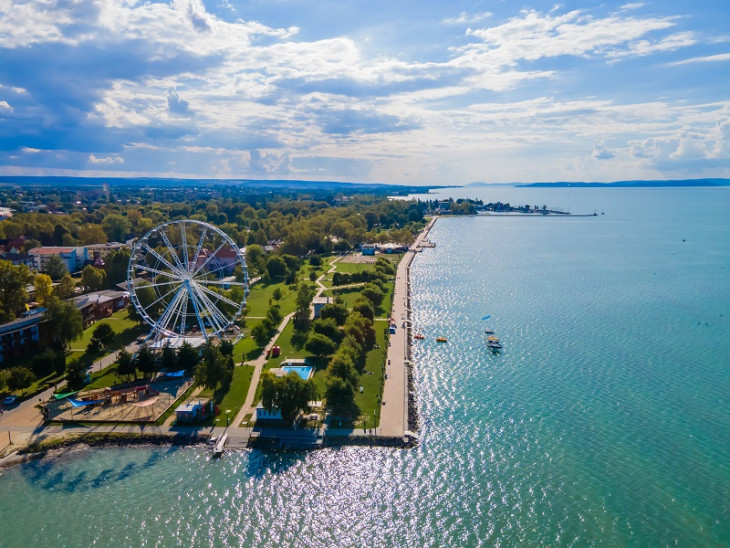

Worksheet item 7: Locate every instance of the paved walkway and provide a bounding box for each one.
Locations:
[378,217,437,437]
[232,311,295,427]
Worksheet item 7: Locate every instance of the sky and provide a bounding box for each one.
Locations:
[0,0,728,185]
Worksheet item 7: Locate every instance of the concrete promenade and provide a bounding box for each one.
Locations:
[378,217,437,437]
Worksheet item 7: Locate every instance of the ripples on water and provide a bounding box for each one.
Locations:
[1,189,729,546]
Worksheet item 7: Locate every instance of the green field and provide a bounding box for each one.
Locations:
[354,326,388,428]
[198,365,254,426]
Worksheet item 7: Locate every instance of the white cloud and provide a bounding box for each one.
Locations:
[592,142,616,160]
[668,52,730,66]
[443,12,492,25]
[89,154,124,165]
[0,100,12,112]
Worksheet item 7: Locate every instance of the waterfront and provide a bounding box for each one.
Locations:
[1,188,729,546]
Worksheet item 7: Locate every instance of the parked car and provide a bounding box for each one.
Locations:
[3,395,19,406]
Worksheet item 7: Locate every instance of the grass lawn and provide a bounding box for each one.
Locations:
[354,327,388,428]
[71,308,143,352]
[245,264,318,318]
[199,365,255,427]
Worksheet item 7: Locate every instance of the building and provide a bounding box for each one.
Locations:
[175,398,213,423]
[195,246,240,275]
[72,290,130,327]
[86,242,127,267]
[361,243,377,256]
[29,246,87,274]
[255,401,283,421]
[312,296,332,318]
[0,309,45,364]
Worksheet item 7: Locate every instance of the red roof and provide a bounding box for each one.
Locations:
[29,247,76,255]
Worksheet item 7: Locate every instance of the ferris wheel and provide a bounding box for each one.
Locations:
[127,220,248,341]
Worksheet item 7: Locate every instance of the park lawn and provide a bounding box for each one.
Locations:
[355,326,388,428]
[84,364,127,390]
[245,280,294,317]
[263,321,313,370]
[199,365,255,427]
[71,308,142,352]
[333,261,378,274]
[233,334,260,363]
[14,370,65,399]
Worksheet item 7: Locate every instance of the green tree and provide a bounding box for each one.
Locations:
[0,260,33,322]
[251,322,271,348]
[34,273,53,306]
[261,371,315,425]
[325,375,355,415]
[195,343,226,389]
[7,366,35,395]
[116,349,136,380]
[44,297,83,352]
[312,317,343,344]
[161,342,177,370]
[92,323,115,347]
[65,359,87,389]
[266,304,282,327]
[219,339,234,356]
[305,332,338,357]
[327,353,359,386]
[135,346,156,380]
[54,273,76,299]
[361,283,385,308]
[45,254,69,280]
[81,265,106,292]
[351,297,375,322]
[30,348,57,378]
[177,341,200,373]
[319,302,348,326]
[104,247,131,288]
[102,213,131,242]
[343,311,376,351]
[265,255,288,279]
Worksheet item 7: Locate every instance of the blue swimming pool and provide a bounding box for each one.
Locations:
[281,365,313,380]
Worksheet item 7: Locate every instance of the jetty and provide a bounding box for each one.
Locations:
[212,432,228,457]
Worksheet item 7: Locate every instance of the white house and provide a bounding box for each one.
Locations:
[29,246,87,274]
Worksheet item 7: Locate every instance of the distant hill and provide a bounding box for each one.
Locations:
[516,179,730,188]
[0,175,428,194]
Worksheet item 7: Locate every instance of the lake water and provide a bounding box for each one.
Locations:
[1,187,729,546]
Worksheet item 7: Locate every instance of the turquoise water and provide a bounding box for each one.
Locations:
[1,188,729,546]
[281,365,314,381]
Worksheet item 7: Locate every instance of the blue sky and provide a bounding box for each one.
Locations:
[0,0,728,184]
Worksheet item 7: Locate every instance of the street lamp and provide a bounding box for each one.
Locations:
[226,409,231,427]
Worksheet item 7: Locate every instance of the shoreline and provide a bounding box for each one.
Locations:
[0,219,437,468]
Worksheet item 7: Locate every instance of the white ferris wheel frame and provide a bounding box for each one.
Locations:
[127,220,249,342]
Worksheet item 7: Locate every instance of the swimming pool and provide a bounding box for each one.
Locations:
[281,365,313,381]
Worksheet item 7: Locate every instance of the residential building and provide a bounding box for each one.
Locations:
[29,246,87,274]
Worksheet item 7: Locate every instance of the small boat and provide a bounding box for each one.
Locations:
[414,333,425,340]
[484,329,495,334]
[488,343,503,351]
[435,336,448,343]
[487,335,500,342]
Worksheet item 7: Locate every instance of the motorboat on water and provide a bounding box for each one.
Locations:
[414,333,425,340]
[488,342,503,350]
[486,335,500,343]
[435,336,448,343]
[484,329,495,334]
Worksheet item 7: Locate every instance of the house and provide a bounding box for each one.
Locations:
[195,246,240,275]
[175,398,213,423]
[255,401,283,421]
[361,243,377,256]
[312,296,332,318]
[29,246,87,274]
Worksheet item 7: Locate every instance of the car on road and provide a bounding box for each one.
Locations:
[3,395,19,406]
